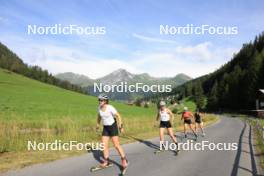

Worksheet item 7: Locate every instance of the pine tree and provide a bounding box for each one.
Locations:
[241,50,262,109]
[193,81,206,109]
[207,81,218,110]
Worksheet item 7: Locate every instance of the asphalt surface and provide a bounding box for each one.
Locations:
[1,116,263,176]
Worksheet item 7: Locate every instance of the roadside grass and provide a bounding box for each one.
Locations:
[251,119,264,169]
[0,113,217,172]
[241,116,264,170]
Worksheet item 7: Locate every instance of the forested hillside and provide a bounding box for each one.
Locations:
[159,32,264,111]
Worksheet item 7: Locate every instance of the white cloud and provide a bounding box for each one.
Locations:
[0,16,8,23]
[175,42,212,61]
[0,35,238,79]
[34,57,140,79]
[129,42,238,77]
[19,44,139,78]
[130,52,220,78]
[32,42,237,79]
[132,33,178,44]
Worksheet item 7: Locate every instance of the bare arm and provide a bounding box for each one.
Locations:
[114,112,123,130]
[167,108,174,123]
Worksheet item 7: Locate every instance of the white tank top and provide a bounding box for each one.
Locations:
[159,109,170,122]
[98,105,117,126]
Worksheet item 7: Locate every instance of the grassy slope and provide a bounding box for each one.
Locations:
[0,69,155,120]
[0,68,217,172]
[179,97,197,111]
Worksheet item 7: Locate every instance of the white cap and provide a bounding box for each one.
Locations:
[98,93,109,100]
[159,101,166,106]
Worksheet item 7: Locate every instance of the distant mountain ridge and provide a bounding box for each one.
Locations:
[55,69,192,100]
[56,72,94,87]
[56,69,192,87]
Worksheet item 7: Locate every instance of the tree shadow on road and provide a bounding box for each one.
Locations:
[87,147,103,163]
[120,135,160,150]
[231,122,263,176]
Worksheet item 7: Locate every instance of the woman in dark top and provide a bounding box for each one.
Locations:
[194,109,205,137]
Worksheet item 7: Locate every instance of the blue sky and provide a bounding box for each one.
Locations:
[0,0,263,78]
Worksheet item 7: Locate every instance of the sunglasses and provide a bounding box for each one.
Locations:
[98,99,105,102]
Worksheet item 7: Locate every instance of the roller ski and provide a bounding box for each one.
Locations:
[174,142,180,155]
[120,157,129,175]
[154,149,165,154]
[90,158,113,172]
[90,163,113,172]
[194,133,198,141]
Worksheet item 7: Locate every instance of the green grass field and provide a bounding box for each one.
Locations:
[0,68,157,150]
[168,97,197,114]
[0,68,217,172]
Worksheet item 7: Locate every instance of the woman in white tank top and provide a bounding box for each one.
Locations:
[156,101,179,153]
[96,94,128,172]
[159,108,170,121]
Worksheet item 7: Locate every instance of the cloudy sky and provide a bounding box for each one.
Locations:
[0,0,264,78]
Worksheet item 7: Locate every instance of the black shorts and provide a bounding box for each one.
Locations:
[102,121,119,137]
[184,119,192,124]
[160,121,172,128]
[195,120,202,124]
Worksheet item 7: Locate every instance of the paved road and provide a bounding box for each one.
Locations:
[1,116,263,176]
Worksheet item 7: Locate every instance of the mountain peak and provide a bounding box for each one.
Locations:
[111,68,131,75]
[174,73,192,80]
[115,68,127,72]
[98,69,134,84]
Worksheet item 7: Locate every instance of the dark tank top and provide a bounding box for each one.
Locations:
[194,113,201,121]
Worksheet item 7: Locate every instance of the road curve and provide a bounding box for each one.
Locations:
[1,116,262,176]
